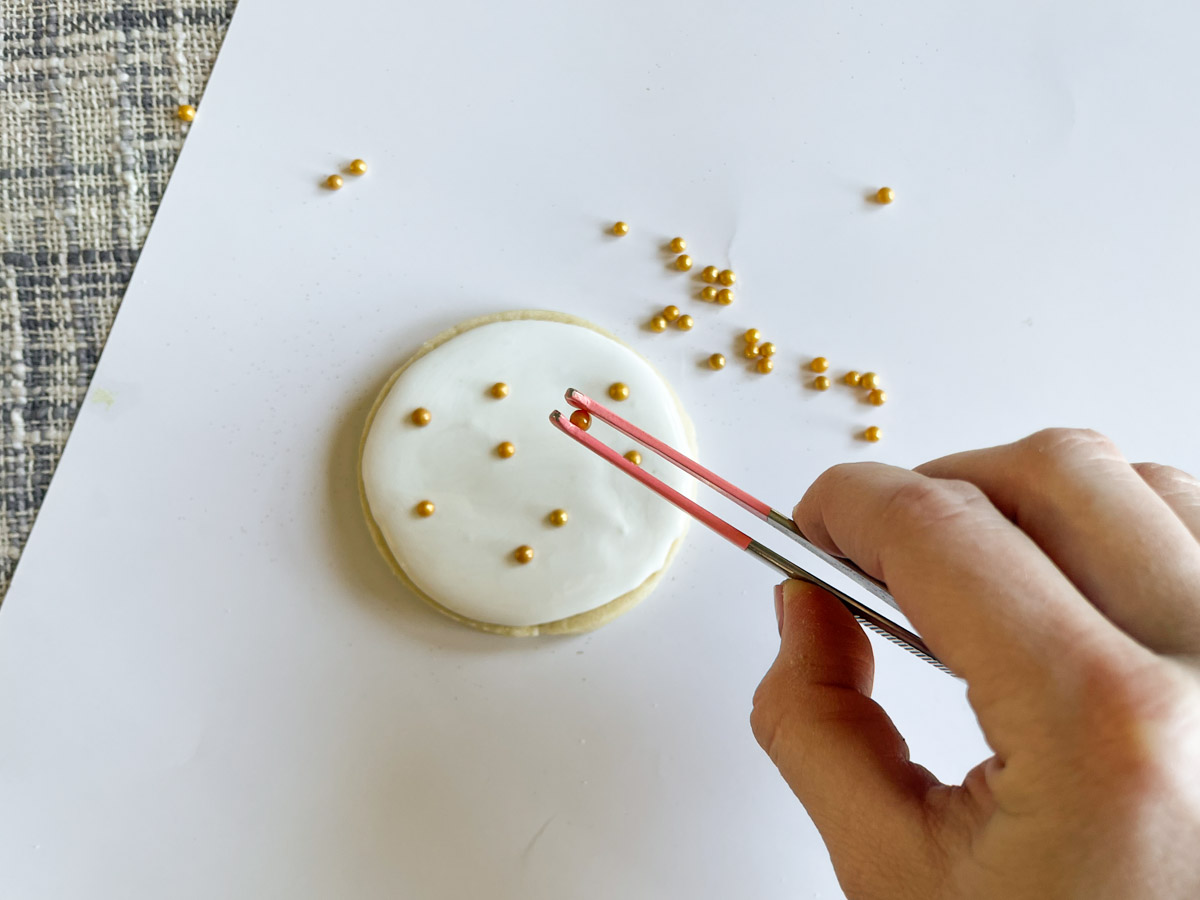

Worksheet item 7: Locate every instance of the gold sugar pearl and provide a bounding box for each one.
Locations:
[813,375,831,390]
[612,221,629,236]
[411,407,432,426]
[756,357,774,374]
[497,441,516,458]
[609,382,630,401]
[758,342,776,357]
[701,266,720,283]
[348,158,368,175]
[549,509,569,527]
[860,372,881,390]
[708,352,726,370]
[514,545,535,564]
[662,305,681,322]
[624,449,642,466]
[843,370,862,387]
[668,237,687,253]
[743,344,761,359]
[864,425,882,442]
[810,357,829,373]
[325,174,344,190]
[718,269,736,286]
[674,254,693,271]
[177,104,196,122]
[875,187,895,204]
[649,315,668,332]
[868,388,887,406]
[716,288,734,305]
[699,286,718,302]
[489,382,509,399]
[569,409,592,431]
[744,328,761,344]
[676,314,694,331]
[415,500,436,517]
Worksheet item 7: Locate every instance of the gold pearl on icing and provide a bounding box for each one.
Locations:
[700,286,718,301]
[624,449,642,466]
[813,375,831,390]
[668,237,687,253]
[758,342,776,357]
[875,187,894,204]
[756,357,774,374]
[348,158,368,175]
[325,174,344,190]
[864,425,882,442]
[497,441,516,458]
[674,254,693,271]
[708,352,726,370]
[177,104,196,121]
[569,409,592,430]
[744,328,761,344]
[716,288,734,305]
[609,382,630,401]
[549,509,569,527]
[415,500,435,517]
[701,266,719,283]
[649,315,668,332]
[868,388,887,406]
[676,314,694,331]
[860,372,881,390]
[489,382,509,399]
[718,269,736,286]
[662,305,681,321]
[411,407,432,426]
[514,545,535,564]
[743,343,761,359]
[843,370,861,387]
[612,221,629,236]
[810,357,829,373]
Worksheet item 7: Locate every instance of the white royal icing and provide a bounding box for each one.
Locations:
[361,316,694,628]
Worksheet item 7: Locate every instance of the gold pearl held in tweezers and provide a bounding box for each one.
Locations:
[609,382,630,401]
[411,407,432,426]
[348,158,368,175]
[325,174,344,190]
[569,409,592,431]
[718,269,736,286]
[624,449,642,466]
[813,375,831,390]
[810,357,829,373]
[674,254,693,271]
[668,237,687,253]
[662,305,681,322]
[415,500,435,517]
[549,509,569,527]
[497,441,516,458]
[875,187,895,204]
[701,266,719,283]
[708,352,726,370]
[612,221,629,236]
[676,314,694,331]
[177,104,196,121]
[868,389,887,406]
[490,382,509,399]
[756,357,774,374]
[649,315,668,332]
[716,288,734,305]
[864,426,882,442]
[514,545,535,564]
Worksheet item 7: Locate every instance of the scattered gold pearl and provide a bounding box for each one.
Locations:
[743,344,761,359]
[325,174,344,190]
[668,237,687,253]
[716,288,734,305]
[813,375,831,391]
[497,441,516,458]
[609,382,630,401]
[676,314,694,331]
[662,305,681,321]
[860,372,881,390]
[177,104,196,122]
[411,407,432,426]
[756,357,774,374]
[624,449,642,466]
[759,342,776,357]
[569,409,592,431]
[718,269,736,286]
[674,254,693,271]
[549,509,569,527]
[864,425,882,442]
[744,328,761,344]
[699,286,718,301]
[701,266,720,283]
[348,158,368,175]
[649,315,668,332]
[489,382,509,399]
[868,388,887,406]
[708,352,726,370]
[843,371,862,387]
[514,545,535,564]
[612,221,629,236]
[810,357,829,373]
[415,500,436,517]
[875,187,895,204]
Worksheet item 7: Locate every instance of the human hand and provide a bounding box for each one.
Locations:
[750,429,1200,899]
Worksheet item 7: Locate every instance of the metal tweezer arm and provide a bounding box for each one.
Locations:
[550,388,953,676]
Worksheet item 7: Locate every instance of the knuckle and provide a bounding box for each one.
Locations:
[1132,461,1198,494]
[1022,427,1123,466]
[881,478,990,533]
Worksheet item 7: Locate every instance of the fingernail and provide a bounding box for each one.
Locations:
[774,582,785,637]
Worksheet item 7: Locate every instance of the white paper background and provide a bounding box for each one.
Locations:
[3,1,1199,897]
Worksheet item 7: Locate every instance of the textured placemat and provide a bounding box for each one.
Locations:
[0,1,236,597]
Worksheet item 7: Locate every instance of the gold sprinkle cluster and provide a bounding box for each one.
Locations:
[325,158,370,190]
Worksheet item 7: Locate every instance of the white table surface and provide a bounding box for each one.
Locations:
[3,1,1199,896]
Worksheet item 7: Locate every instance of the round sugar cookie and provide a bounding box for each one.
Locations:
[358,310,697,636]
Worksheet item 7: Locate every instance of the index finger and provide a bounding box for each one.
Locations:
[793,462,1137,705]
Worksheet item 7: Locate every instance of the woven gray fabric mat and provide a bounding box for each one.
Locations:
[0,1,236,597]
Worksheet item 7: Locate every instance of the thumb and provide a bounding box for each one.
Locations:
[751,580,941,865]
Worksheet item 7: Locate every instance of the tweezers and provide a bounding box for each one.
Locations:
[550,388,952,675]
